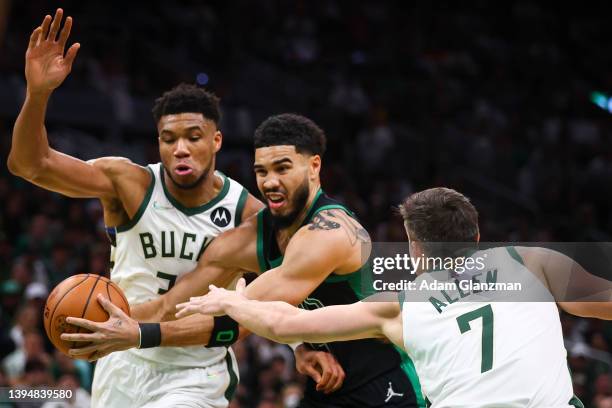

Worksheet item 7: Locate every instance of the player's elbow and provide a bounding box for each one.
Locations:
[7,152,46,181]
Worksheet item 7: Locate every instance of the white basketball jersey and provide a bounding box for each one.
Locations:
[400,247,579,408]
[108,162,248,367]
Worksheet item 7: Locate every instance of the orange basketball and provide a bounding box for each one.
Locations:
[43,274,130,358]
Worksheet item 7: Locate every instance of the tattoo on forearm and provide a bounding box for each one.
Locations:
[309,210,370,246]
[308,212,341,231]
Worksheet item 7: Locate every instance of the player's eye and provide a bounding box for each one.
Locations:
[190,134,202,141]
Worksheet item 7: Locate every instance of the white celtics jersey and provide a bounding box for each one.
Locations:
[400,247,579,408]
[108,162,248,367]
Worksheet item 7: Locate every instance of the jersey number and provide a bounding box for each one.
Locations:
[157,271,177,294]
[456,304,494,373]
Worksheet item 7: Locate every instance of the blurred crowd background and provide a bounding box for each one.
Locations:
[0,0,611,407]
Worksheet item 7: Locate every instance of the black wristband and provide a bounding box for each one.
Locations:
[207,315,239,347]
[138,323,162,349]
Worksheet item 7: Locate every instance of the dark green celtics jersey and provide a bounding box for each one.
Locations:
[256,189,424,403]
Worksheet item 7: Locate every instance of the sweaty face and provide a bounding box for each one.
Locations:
[158,113,221,189]
[254,146,313,228]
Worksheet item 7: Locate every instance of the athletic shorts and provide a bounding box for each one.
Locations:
[298,364,419,408]
[91,349,239,408]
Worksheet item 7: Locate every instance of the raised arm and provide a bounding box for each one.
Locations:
[517,246,612,319]
[8,9,125,199]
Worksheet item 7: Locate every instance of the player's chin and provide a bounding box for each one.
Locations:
[173,174,202,189]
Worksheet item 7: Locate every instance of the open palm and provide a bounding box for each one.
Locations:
[25,9,80,94]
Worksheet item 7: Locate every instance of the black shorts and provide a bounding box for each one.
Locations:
[298,365,419,408]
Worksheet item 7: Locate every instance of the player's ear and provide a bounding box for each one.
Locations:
[309,154,321,180]
[213,130,222,153]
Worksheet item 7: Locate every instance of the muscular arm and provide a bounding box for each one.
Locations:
[161,209,366,346]
[132,215,260,322]
[222,296,398,345]
[7,10,129,200]
[517,246,612,319]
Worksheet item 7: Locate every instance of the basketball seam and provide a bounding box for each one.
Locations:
[47,274,90,343]
[109,282,130,316]
[73,274,103,349]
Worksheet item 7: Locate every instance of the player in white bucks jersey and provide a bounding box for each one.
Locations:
[8,9,268,407]
[94,163,252,407]
[177,187,612,407]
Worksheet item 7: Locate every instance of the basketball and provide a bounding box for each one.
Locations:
[43,274,130,357]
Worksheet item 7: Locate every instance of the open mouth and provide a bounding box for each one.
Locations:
[266,192,286,210]
[175,164,193,176]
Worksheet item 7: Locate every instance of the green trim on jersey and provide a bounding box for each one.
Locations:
[116,166,155,233]
[159,166,230,216]
[303,188,324,222]
[256,210,267,272]
[224,351,238,401]
[505,246,524,265]
[569,395,585,408]
[395,346,427,407]
[234,188,249,227]
[398,291,405,311]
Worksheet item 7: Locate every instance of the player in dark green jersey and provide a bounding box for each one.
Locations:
[63,113,424,407]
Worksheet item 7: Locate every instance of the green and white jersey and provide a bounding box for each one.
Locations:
[108,162,248,367]
[400,247,581,408]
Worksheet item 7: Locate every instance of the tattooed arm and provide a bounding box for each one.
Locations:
[221,209,371,307]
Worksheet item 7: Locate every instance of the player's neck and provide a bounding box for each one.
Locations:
[164,168,222,208]
[278,183,321,237]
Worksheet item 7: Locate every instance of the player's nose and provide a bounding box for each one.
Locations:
[173,138,190,157]
[262,175,280,190]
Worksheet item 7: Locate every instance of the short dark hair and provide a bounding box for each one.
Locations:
[399,187,479,244]
[254,113,326,156]
[152,83,221,125]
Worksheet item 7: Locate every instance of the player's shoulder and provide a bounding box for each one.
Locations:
[295,208,370,254]
[88,157,151,184]
[203,211,259,267]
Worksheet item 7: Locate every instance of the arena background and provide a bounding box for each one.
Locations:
[0,1,611,406]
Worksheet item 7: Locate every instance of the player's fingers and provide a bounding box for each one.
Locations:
[68,343,101,357]
[61,331,101,342]
[28,27,42,50]
[236,278,246,294]
[63,43,80,68]
[328,365,345,393]
[316,364,333,391]
[40,15,52,40]
[175,305,198,318]
[65,316,99,331]
[209,284,218,291]
[48,8,63,42]
[57,16,72,49]
[300,364,321,383]
[97,294,122,315]
[333,363,346,391]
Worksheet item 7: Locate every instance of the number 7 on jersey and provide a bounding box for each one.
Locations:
[457,304,494,373]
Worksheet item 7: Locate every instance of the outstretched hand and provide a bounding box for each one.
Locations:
[176,278,248,318]
[60,294,139,361]
[26,8,80,95]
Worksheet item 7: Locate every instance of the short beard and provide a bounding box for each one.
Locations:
[164,162,212,190]
[269,178,310,229]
